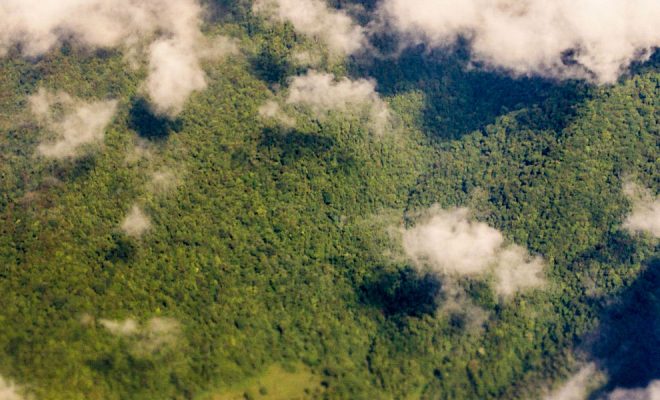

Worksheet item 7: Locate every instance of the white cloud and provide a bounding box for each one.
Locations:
[0,375,24,400]
[544,363,600,400]
[292,50,323,68]
[99,318,139,336]
[99,317,180,355]
[148,169,178,193]
[494,246,545,297]
[378,0,660,83]
[542,365,660,400]
[1,0,236,116]
[140,317,180,353]
[606,380,660,400]
[125,138,157,165]
[285,70,390,133]
[144,40,207,116]
[29,88,117,159]
[401,206,545,297]
[121,204,151,237]
[144,35,237,116]
[258,100,295,128]
[402,207,503,275]
[622,182,660,238]
[253,0,367,55]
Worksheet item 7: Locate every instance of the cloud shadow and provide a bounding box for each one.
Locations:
[588,256,660,397]
[359,266,442,318]
[352,43,592,141]
[128,98,182,141]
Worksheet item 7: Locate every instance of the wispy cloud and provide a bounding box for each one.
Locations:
[29,88,117,159]
[253,0,367,56]
[284,70,390,133]
[543,363,601,400]
[121,204,151,237]
[99,316,180,355]
[0,375,24,400]
[377,0,660,82]
[148,169,178,194]
[100,318,139,336]
[622,181,660,238]
[606,380,660,400]
[401,206,545,297]
[144,34,237,116]
[258,100,296,128]
[542,365,660,400]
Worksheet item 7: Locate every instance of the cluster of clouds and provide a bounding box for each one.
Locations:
[253,0,367,56]
[252,1,387,133]
[253,0,660,139]
[544,363,660,400]
[29,88,117,159]
[622,182,660,238]
[0,375,23,400]
[2,0,236,116]
[4,1,209,238]
[259,70,390,134]
[99,316,180,354]
[252,1,392,134]
[8,0,659,152]
[400,206,545,297]
[255,0,660,83]
[377,0,660,83]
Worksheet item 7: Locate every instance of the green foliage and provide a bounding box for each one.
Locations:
[0,8,658,400]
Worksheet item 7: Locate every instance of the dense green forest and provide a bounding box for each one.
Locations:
[0,1,658,399]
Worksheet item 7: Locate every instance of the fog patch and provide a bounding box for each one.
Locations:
[99,318,139,336]
[542,365,660,400]
[144,35,237,116]
[121,204,151,237]
[258,70,391,133]
[401,206,545,297]
[292,50,323,68]
[99,316,180,355]
[253,0,367,56]
[148,169,178,194]
[125,138,155,165]
[377,0,660,83]
[29,88,117,159]
[0,375,24,400]
[622,182,660,238]
[605,380,660,400]
[494,246,546,297]
[441,278,490,330]
[285,70,390,134]
[140,317,180,353]
[543,363,602,400]
[258,100,295,128]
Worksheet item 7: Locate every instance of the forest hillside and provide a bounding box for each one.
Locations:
[0,1,658,399]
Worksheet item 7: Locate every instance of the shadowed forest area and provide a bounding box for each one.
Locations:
[588,257,660,398]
